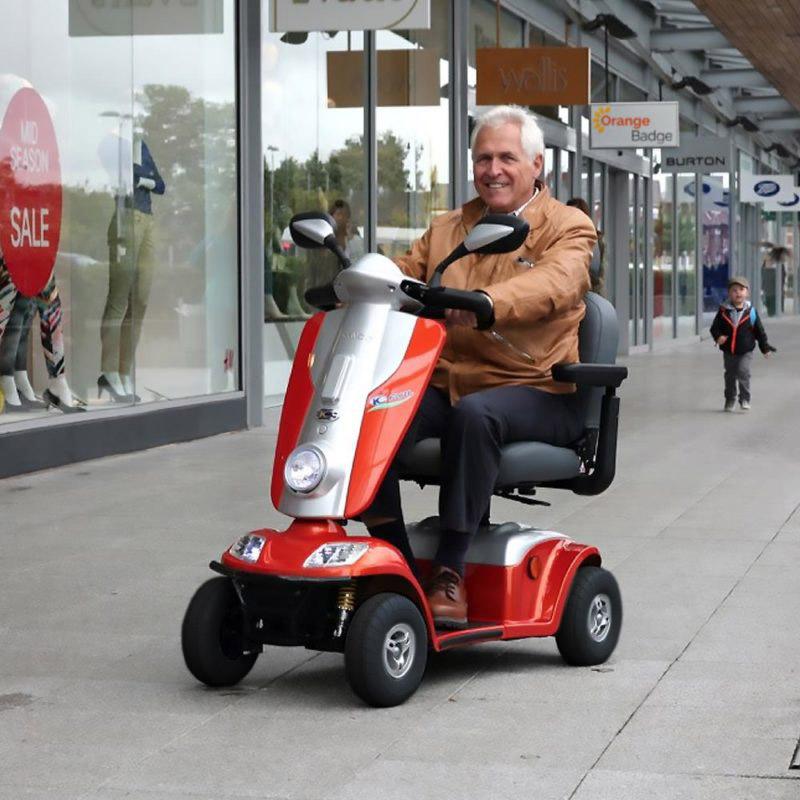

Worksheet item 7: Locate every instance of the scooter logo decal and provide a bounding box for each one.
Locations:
[367,389,414,412]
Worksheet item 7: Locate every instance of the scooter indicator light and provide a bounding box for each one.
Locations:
[303,542,369,568]
[285,447,326,493]
[229,534,266,563]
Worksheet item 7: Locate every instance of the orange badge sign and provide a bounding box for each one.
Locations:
[0,88,63,297]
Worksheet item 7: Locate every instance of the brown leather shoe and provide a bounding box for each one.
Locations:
[425,566,468,628]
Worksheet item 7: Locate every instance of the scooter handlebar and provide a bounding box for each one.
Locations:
[304,282,339,311]
[400,281,495,329]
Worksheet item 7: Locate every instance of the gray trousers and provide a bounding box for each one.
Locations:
[723,350,753,403]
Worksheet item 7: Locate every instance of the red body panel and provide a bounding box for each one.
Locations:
[223,521,598,650]
[344,318,446,518]
[270,313,325,509]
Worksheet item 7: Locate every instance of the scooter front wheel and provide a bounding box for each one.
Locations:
[555,565,622,666]
[182,577,258,687]
[345,593,427,707]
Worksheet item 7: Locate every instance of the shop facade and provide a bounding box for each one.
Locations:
[2,0,797,476]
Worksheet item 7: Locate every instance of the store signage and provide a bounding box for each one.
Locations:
[660,133,730,173]
[270,0,430,32]
[476,48,590,106]
[327,49,440,107]
[0,88,62,298]
[589,102,679,149]
[68,0,224,36]
[739,173,796,203]
[760,191,800,211]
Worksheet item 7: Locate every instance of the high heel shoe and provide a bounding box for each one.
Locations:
[43,388,86,413]
[97,375,133,402]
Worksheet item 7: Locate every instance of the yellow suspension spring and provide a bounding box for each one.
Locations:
[337,583,356,612]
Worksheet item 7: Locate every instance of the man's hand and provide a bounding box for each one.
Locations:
[716,335,728,346]
[445,309,478,328]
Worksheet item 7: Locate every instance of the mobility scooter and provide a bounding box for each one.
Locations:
[182,210,628,707]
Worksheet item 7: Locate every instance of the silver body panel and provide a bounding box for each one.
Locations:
[277,254,425,519]
[406,517,569,567]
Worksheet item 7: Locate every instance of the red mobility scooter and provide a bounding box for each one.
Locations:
[182,211,628,707]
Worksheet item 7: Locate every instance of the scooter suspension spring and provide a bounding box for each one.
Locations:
[333,582,357,638]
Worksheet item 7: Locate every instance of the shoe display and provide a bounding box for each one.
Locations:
[740,400,751,411]
[425,565,468,628]
[43,388,86,414]
[97,374,133,403]
[724,402,735,412]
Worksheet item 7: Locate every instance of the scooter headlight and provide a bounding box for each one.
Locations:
[303,542,369,568]
[284,446,326,493]
[229,534,266,563]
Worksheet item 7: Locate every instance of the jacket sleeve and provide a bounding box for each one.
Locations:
[709,310,724,340]
[134,141,166,195]
[483,212,595,326]
[394,226,431,281]
[752,311,775,353]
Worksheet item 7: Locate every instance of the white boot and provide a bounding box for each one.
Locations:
[285,285,310,318]
[265,293,287,320]
[14,370,37,401]
[120,373,134,396]
[48,375,75,408]
[0,374,21,407]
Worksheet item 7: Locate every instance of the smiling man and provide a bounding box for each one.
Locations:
[362,105,598,627]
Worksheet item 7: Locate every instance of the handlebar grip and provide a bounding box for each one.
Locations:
[400,281,495,329]
[304,282,339,311]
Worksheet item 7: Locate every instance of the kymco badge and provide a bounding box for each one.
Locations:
[0,88,62,297]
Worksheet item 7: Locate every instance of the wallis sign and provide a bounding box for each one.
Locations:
[476,48,591,106]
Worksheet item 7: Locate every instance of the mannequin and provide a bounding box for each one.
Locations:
[98,133,165,401]
[0,253,83,413]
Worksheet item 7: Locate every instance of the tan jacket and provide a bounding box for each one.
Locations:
[395,182,596,402]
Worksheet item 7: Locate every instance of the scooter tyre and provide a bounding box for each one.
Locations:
[345,593,427,708]
[555,565,622,667]
[182,577,258,687]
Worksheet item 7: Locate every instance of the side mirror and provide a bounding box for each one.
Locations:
[464,214,529,254]
[429,213,529,287]
[289,211,337,249]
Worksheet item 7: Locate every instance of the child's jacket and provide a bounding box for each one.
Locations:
[710,300,775,355]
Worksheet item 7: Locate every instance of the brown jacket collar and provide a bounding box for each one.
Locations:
[459,179,553,236]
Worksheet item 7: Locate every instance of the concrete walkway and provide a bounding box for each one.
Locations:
[2,318,799,800]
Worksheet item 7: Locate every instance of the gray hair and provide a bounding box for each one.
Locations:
[470,105,545,163]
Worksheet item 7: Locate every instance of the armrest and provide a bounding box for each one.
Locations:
[552,362,628,388]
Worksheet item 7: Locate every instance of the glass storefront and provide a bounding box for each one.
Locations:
[652,172,673,342]
[0,0,239,423]
[676,173,696,337]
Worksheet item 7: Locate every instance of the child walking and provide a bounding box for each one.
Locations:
[710,276,776,412]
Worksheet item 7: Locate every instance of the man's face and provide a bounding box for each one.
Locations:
[472,122,543,213]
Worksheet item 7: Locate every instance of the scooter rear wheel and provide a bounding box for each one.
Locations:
[182,577,258,687]
[555,565,622,666]
[344,593,427,707]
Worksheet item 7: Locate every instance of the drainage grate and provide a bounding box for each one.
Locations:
[790,737,800,770]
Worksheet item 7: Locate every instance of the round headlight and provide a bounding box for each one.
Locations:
[285,446,325,493]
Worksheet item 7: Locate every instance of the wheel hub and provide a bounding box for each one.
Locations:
[383,622,415,679]
[588,593,611,642]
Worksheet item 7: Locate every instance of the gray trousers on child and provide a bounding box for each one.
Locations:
[723,350,753,404]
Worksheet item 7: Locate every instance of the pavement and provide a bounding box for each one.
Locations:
[2,317,800,800]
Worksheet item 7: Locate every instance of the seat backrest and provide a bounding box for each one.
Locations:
[577,291,619,429]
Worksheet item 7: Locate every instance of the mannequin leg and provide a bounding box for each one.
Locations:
[119,212,155,381]
[100,210,135,378]
[0,257,20,407]
[0,294,43,408]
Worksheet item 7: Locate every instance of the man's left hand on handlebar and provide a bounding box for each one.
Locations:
[445,309,478,328]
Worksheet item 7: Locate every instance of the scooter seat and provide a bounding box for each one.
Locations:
[403,437,581,488]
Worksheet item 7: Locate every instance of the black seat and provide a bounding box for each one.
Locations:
[400,292,627,499]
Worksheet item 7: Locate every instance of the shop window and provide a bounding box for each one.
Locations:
[0,0,238,424]
[376,0,451,256]
[261,25,365,398]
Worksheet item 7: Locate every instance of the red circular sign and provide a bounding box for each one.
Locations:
[0,88,62,297]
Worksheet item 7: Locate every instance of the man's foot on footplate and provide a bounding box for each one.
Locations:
[426,565,468,628]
